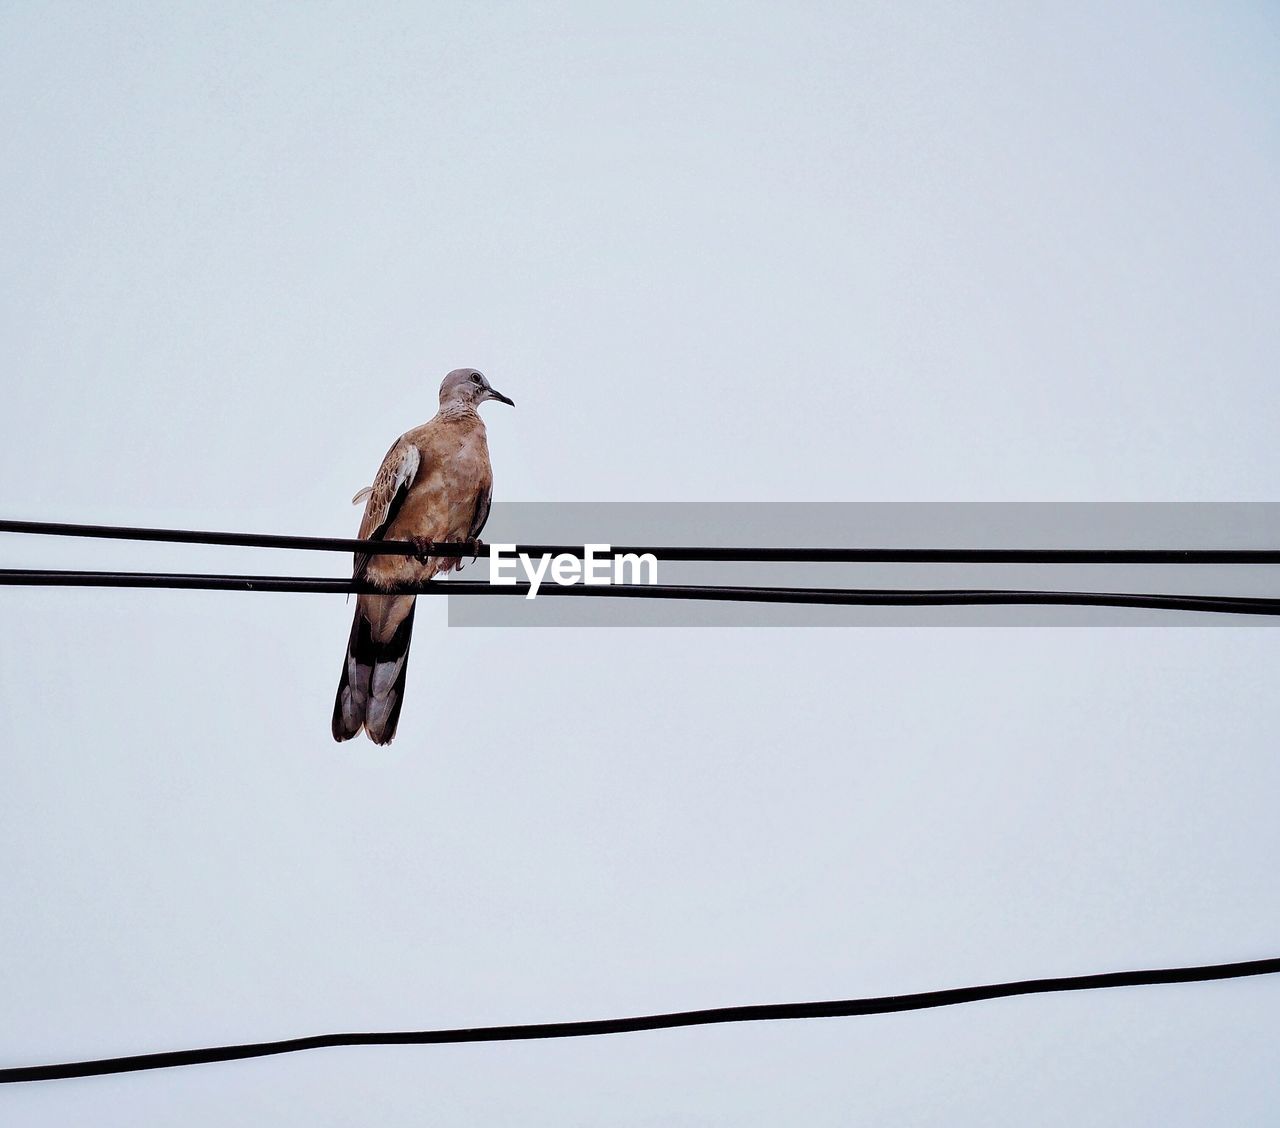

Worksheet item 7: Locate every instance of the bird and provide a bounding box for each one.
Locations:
[332,367,515,744]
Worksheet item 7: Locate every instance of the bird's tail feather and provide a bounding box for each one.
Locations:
[332,600,417,744]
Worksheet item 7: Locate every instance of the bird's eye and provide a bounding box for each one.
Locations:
[471,373,483,385]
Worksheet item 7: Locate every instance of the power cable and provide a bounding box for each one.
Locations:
[3,955,1275,1084]
[3,568,1280,616]
[4,517,1280,564]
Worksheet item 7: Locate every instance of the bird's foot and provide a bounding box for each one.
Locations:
[410,536,436,563]
[451,538,483,572]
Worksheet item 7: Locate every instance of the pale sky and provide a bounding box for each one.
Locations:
[2,2,1279,1124]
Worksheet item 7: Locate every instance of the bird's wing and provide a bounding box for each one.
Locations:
[468,485,492,541]
[353,440,421,579]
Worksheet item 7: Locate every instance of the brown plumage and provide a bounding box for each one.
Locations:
[332,367,514,744]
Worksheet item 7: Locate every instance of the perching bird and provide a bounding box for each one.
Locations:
[332,367,515,744]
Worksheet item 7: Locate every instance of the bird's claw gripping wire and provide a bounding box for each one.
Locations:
[409,537,483,567]
[452,538,484,572]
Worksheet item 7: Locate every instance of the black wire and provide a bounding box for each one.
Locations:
[4,517,1280,563]
[3,568,1280,616]
[3,567,1280,616]
[2,955,1275,1083]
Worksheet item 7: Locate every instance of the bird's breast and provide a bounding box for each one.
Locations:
[368,424,492,586]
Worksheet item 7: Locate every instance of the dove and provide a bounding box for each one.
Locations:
[332,367,514,744]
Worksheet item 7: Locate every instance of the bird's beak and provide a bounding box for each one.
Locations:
[487,388,515,406]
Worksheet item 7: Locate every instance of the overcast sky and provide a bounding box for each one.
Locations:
[2,1,1279,1123]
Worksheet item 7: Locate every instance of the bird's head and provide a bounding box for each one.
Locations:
[439,368,515,410]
